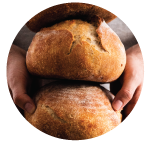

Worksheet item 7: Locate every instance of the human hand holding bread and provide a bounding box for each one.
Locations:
[111,44,144,117]
[7,44,36,114]
[6,44,37,116]
[7,3,144,139]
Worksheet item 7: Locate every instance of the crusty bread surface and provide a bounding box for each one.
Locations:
[26,19,126,82]
[26,3,117,32]
[24,80,122,140]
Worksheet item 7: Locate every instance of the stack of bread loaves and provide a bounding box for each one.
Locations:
[24,3,126,140]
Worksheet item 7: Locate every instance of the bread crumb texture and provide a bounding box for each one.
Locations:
[26,19,126,82]
[24,81,122,140]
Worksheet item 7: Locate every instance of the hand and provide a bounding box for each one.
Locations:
[7,44,36,114]
[110,44,144,118]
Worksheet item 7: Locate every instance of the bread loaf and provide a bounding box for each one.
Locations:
[24,80,122,140]
[26,19,126,82]
[26,3,117,32]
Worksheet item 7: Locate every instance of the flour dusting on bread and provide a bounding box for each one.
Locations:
[26,19,126,83]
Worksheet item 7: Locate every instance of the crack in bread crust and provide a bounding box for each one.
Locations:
[48,20,108,53]
[26,19,126,82]
[24,81,122,140]
[44,105,67,123]
[67,40,76,55]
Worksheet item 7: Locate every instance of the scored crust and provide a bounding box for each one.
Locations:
[26,19,126,82]
[24,80,122,140]
[26,3,117,32]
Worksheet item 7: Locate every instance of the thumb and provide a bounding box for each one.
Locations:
[112,78,137,111]
[12,88,36,114]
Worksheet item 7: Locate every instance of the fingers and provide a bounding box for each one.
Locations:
[112,78,138,111]
[122,85,142,118]
[8,72,36,114]
[7,44,36,114]
[12,88,36,114]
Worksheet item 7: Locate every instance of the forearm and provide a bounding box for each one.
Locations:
[7,44,26,67]
[8,44,26,61]
[7,44,30,94]
[126,44,143,62]
[7,44,35,114]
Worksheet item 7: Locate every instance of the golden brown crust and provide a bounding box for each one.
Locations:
[26,3,117,32]
[24,80,122,140]
[26,19,126,82]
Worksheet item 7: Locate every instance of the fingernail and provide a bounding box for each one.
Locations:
[24,103,35,114]
[113,100,123,111]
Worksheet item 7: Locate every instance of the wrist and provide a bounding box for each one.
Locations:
[9,44,26,57]
[126,44,143,61]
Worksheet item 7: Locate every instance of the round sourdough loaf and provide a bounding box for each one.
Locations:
[24,80,122,140]
[26,19,126,82]
[26,3,117,32]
